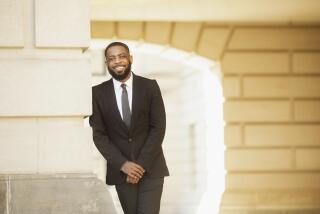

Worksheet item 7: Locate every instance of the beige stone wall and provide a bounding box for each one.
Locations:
[221,25,320,212]
[0,0,93,174]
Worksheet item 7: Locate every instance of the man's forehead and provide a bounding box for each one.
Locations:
[107,45,129,55]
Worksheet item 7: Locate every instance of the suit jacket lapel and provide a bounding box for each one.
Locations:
[130,74,140,134]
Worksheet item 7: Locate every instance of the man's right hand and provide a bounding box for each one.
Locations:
[120,161,145,179]
[126,175,140,184]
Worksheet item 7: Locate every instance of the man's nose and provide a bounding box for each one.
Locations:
[114,56,122,63]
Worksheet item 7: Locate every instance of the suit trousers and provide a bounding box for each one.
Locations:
[115,177,164,214]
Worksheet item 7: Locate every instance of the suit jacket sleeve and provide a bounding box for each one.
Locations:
[89,88,127,171]
[136,80,166,172]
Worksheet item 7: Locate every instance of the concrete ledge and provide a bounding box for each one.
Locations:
[0,173,116,214]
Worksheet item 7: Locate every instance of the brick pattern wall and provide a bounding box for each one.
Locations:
[221,25,320,211]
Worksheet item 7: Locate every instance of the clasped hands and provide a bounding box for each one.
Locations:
[120,161,145,184]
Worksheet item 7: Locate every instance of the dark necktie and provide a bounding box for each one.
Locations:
[121,83,131,128]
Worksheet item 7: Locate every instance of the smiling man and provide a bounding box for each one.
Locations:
[89,42,169,214]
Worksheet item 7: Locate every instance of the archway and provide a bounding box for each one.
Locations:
[88,40,225,213]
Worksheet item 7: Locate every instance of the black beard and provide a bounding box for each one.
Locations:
[107,63,131,81]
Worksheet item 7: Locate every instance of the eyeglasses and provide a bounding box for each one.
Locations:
[106,54,129,63]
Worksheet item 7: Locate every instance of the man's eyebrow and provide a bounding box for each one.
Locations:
[107,53,128,57]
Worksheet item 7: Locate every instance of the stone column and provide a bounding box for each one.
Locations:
[0,0,115,213]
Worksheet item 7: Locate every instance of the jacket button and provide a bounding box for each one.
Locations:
[128,138,132,143]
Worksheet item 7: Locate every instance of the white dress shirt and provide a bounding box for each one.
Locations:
[112,73,133,119]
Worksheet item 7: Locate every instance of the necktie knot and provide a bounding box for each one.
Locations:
[121,83,126,90]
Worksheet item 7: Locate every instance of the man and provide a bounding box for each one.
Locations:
[89,42,169,214]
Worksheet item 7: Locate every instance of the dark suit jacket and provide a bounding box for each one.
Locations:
[89,73,169,185]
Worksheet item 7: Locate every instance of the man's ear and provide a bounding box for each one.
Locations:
[129,55,133,64]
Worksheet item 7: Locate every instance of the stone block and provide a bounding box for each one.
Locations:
[219,209,320,214]
[220,209,320,214]
[229,27,320,50]
[35,0,90,48]
[9,175,116,214]
[117,22,144,40]
[0,58,91,116]
[0,0,24,47]
[90,21,115,39]
[221,189,320,213]
[172,22,202,51]
[222,52,289,74]
[224,101,291,122]
[225,149,292,171]
[245,125,320,146]
[0,181,6,214]
[0,117,91,173]
[293,53,320,74]
[224,125,242,146]
[294,100,320,121]
[226,172,320,189]
[223,76,241,98]
[89,48,106,75]
[296,149,320,170]
[145,22,172,45]
[197,27,230,60]
[38,125,93,172]
[0,118,38,172]
[243,76,320,98]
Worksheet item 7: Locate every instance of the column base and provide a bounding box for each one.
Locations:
[0,173,116,214]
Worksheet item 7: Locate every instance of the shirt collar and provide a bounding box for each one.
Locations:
[112,72,133,90]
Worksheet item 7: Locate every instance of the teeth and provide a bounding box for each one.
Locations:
[115,66,125,71]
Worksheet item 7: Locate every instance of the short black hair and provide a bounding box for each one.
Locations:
[104,42,130,58]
